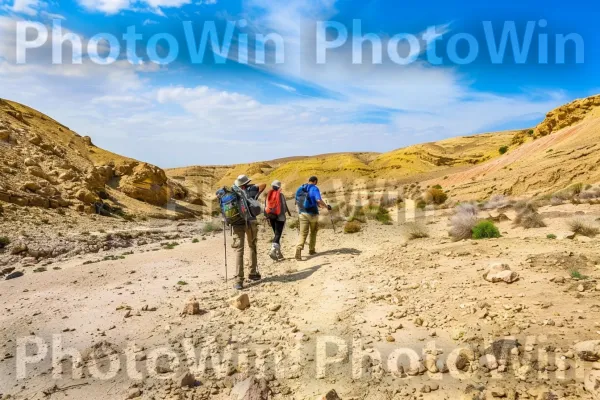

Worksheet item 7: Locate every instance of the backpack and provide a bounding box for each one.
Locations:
[216,186,251,226]
[295,184,308,212]
[296,184,318,213]
[237,185,262,218]
[265,189,282,220]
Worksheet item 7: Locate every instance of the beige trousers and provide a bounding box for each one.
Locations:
[232,221,258,283]
[296,213,319,252]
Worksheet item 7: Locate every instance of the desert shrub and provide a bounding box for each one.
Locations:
[568,218,599,237]
[348,206,366,223]
[432,184,443,190]
[472,221,501,239]
[0,236,9,249]
[192,238,199,243]
[203,220,223,233]
[499,146,509,155]
[416,199,427,210]
[404,222,429,240]
[362,205,392,225]
[570,269,589,280]
[514,203,546,229]
[449,203,479,241]
[483,194,509,210]
[570,183,584,195]
[424,188,448,205]
[547,234,557,239]
[344,221,361,234]
[550,196,564,206]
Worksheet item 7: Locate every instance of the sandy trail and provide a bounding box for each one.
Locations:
[1,206,600,399]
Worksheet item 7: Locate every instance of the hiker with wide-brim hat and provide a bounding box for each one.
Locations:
[294,176,332,260]
[231,174,266,290]
[264,180,292,261]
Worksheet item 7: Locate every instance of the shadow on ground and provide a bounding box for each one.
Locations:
[309,248,362,258]
[247,264,324,288]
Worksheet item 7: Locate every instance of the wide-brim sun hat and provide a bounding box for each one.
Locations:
[234,174,252,187]
[271,180,282,188]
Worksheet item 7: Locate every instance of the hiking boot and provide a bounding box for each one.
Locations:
[276,247,284,260]
[233,282,243,290]
[295,249,302,261]
[268,244,278,261]
[309,250,317,256]
[248,273,262,281]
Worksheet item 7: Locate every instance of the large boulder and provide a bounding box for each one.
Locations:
[119,163,169,206]
[585,370,600,399]
[574,341,600,362]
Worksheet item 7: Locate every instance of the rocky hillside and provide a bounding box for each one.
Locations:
[0,99,202,217]
[438,94,600,200]
[167,132,516,197]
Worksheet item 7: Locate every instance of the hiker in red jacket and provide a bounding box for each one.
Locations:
[264,180,291,260]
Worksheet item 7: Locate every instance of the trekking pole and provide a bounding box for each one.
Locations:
[223,219,228,283]
[327,202,336,234]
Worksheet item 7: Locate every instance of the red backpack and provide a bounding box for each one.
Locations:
[265,189,282,220]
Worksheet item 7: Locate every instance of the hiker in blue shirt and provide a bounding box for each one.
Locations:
[295,176,332,260]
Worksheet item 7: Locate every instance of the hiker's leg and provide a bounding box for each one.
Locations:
[247,221,259,275]
[273,221,284,244]
[232,225,246,283]
[269,219,279,243]
[296,213,310,251]
[308,215,319,253]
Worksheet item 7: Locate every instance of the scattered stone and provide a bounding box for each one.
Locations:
[574,341,600,362]
[316,390,341,400]
[181,297,203,316]
[230,293,250,311]
[230,376,269,400]
[483,263,519,284]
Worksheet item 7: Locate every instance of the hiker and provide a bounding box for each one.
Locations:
[230,175,266,290]
[265,180,292,261]
[295,176,332,260]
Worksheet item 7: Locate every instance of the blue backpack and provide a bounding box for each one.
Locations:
[295,184,317,213]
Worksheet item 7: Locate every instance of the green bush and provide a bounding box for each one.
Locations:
[344,221,361,234]
[546,233,557,239]
[375,208,392,225]
[499,146,509,155]
[192,238,199,243]
[472,221,501,239]
[0,236,10,249]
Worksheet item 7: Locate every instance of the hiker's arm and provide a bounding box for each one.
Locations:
[317,200,332,210]
[257,183,267,196]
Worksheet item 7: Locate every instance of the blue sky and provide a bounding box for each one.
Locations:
[0,0,597,167]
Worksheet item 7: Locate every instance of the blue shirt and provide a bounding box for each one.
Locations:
[302,184,322,215]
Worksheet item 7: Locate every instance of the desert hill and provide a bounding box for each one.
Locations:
[0,99,204,218]
[169,94,600,204]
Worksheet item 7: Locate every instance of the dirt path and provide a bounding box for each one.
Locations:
[1,206,600,400]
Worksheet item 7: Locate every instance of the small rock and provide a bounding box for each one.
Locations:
[230,293,250,311]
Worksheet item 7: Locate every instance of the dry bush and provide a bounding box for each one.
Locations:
[483,194,509,210]
[449,203,479,241]
[513,202,546,229]
[344,221,361,234]
[568,218,599,237]
[404,222,429,240]
[424,188,448,205]
[348,206,366,223]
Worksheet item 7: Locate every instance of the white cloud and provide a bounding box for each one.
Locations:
[6,0,45,16]
[271,82,296,92]
[77,0,131,14]
[76,0,191,14]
